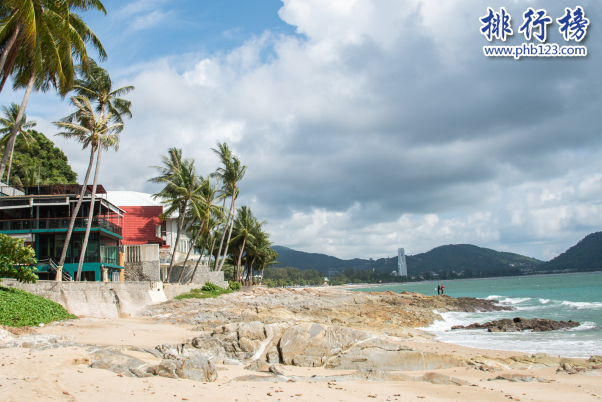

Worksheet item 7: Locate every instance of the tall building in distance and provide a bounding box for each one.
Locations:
[398,248,407,276]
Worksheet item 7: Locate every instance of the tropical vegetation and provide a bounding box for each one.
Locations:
[150,144,277,285]
[0,233,37,283]
[0,286,76,327]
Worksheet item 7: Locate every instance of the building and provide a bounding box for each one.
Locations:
[0,183,125,281]
[105,191,210,282]
[397,248,407,276]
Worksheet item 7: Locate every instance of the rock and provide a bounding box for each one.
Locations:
[245,361,271,372]
[269,365,286,376]
[452,317,580,333]
[148,359,179,379]
[489,374,553,383]
[279,323,371,366]
[266,346,280,364]
[88,347,151,378]
[147,355,217,382]
[0,329,16,345]
[177,355,218,382]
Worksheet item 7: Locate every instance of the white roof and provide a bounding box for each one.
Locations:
[105,191,163,208]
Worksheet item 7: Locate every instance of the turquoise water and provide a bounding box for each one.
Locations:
[353,272,602,357]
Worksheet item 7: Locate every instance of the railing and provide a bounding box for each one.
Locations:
[0,184,90,197]
[0,217,122,236]
[37,258,72,281]
[124,244,159,263]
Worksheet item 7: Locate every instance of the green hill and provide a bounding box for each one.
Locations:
[272,244,544,276]
[539,232,602,272]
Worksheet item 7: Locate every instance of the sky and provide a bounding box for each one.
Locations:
[2,0,602,261]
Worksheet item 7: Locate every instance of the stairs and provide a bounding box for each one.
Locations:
[38,258,72,281]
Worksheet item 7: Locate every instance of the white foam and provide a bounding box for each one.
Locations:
[539,299,550,304]
[561,301,602,310]
[499,297,531,305]
[485,295,505,300]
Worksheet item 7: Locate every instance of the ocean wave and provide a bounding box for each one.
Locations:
[485,295,506,300]
[569,322,600,331]
[498,297,531,305]
[539,299,550,304]
[561,301,602,310]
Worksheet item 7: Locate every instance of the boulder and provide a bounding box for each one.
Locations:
[278,323,371,366]
[148,355,217,382]
[452,317,580,332]
[88,347,151,378]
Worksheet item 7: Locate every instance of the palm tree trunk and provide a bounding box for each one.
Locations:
[236,236,246,283]
[56,146,95,278]
[0,74,34,180]
[77,145,103,280]
[260,265,265,285]
[5,142,15,184]
[208,234,217,270]
[166,199,188,283]
[177,221,204,283]
[188,242,207,284]
[218,187,237,272]
[0,25,20,94]
[249,255,258,284]
[213,198,231,271]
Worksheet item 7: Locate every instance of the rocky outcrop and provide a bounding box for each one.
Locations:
[452,317,580,332]
[141,287,509,339]
[488,374,553,383]
[188,320,465,371]
[88,347,153,378]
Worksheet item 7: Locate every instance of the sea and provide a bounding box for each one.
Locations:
[353,272,602,358]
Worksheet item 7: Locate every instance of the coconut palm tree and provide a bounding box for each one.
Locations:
[62,59,134,128]
[230,206,264,283]
[149,149,203,282]
[210,143,232,271]
[53,62,133,273]
[53,96,121,280]
[188,214,220,284]
[211,144,246,272]
[176,177,225,283]
[0,102,36,184]
[0,0,107,181]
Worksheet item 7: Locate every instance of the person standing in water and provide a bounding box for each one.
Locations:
[437,285,441,295]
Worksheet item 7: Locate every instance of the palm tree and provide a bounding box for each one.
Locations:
[211,143,246,272]
[245,229,269,283]
[176,177,225,283]
[53,62,133,276]
[0,102,36,184]
[210,143,232,271]
[62,59,134,127]
[149,149,202,283]
[230,206,264,283]
[53,96,122,280]
[257,247,279,285]
[0,0,107,181]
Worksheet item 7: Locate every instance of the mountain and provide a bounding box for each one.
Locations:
[272,244,543,275]
[539,232,602,272]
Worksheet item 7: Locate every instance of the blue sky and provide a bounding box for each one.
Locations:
[3,0,602,261]
[82,0,298,74]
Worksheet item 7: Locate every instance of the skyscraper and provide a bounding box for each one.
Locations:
[398,248,407,276]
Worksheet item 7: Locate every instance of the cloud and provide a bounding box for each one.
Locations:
[20,0,602,261]
[130,10,172,31]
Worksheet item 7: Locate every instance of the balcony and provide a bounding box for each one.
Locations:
[0,217,122,237]
[0,184,92,197]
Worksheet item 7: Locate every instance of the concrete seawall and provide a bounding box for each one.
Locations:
[1,280,197,319]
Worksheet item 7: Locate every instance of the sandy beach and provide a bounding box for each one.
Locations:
[2,288,601,402]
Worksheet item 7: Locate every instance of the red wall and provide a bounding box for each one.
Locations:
[120,206,163,245]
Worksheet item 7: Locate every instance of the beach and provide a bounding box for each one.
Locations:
[2,286,602,401]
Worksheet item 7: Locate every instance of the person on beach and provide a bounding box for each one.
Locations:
[441,285,445,295]
[437,285,441,295]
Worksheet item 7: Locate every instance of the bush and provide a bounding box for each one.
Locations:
[228,281,241,291]
[0,287,76,327]
[201,282,224,292]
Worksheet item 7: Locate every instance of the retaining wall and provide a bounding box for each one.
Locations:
[1,279,198,319]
